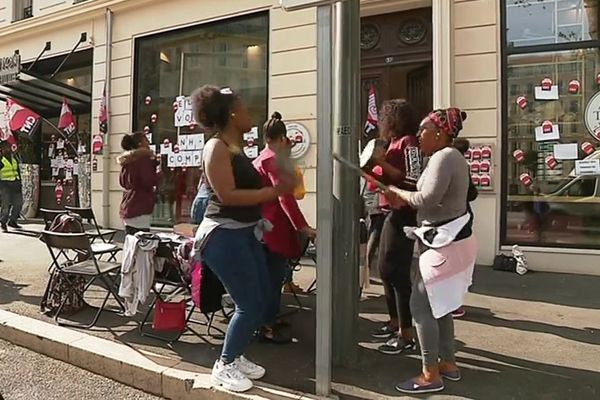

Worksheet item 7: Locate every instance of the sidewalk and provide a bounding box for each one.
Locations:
[1,224,599,399]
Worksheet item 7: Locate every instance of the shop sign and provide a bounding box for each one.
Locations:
[286,122,311,159]
[584,91,600,141]
[173,95,197,127]
[0,54,20,85]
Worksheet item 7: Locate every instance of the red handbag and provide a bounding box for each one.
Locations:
[152,299,186,332]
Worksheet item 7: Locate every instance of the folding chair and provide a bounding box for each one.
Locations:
[139,239,225,344]
[65,206,117,243]
[40,230,125,329]
[64,206,121,261]
[279,234,312,317]
[40,208,67,230]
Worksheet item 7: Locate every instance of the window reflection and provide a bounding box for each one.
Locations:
[133,13,269,227]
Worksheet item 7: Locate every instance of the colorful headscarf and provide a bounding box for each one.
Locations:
[423,107,467,138]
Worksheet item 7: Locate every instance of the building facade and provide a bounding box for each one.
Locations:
[0,0,598,275]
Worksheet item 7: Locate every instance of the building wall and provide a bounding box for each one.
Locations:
[451,0,500,266]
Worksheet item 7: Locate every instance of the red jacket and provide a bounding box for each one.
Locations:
[118,148,158,219]
[253,147,308,259]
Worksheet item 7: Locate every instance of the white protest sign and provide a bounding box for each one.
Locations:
[575,160,600,176]
[174,96,197,127]
[178,134,205,151]
[167,150,202,168]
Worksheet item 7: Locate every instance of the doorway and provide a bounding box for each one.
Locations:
[360,8,432,139]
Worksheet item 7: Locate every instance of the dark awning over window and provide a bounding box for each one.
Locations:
[0,69,91,118]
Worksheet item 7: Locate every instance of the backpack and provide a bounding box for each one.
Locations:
[40,213,88,316]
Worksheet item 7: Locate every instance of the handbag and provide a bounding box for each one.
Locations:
[152,299,186,332]
[492,254,517,272]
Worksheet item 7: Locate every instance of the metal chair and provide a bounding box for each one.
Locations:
[40,230,124,329]
[40,208,67,230]
[64,206,117,244]
[279,234,312,316]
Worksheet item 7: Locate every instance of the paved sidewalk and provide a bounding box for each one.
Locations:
[1,225,599,399]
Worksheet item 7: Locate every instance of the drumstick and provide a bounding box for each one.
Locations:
[332,153,387,191]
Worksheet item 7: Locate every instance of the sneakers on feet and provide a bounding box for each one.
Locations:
[371,324,396,339]
[234,355,266,380]
[211,359,253,393]
[7,221,21,229]
[377,336,417,355]
[451,308,466,318]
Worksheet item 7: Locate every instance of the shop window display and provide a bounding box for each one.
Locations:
[133,13,268,227]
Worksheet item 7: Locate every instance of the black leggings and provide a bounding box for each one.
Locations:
[377,208,416,329]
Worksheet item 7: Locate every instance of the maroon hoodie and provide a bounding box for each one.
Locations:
[118,148,158,219]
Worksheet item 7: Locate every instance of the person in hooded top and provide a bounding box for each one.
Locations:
[117,132,158,235]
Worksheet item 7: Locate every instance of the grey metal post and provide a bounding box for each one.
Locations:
[315,4,333,397]
[331,0,360,367]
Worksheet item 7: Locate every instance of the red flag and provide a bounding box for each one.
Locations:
[364,86,378,137]
[6,98,41,136]
[58,98,76,137]
[99,85,107,135]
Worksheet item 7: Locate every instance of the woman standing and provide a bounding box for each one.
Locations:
[385,108,477,394]
[117,132,158,234]
[192,86,294,393]
[369,99,421,355]
[253,112,316,343]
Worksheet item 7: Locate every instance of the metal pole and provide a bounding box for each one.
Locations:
[315,4,333,396]
[331,0,360,367]
[102,8,112,228]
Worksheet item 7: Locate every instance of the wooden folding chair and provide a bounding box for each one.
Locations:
[40,231,125,329]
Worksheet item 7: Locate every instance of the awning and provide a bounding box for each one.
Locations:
[0,69,91,118]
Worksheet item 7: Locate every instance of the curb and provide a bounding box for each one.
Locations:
[0,309,315,400]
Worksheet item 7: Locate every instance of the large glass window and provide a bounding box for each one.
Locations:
[503,1,600,248]
[133,13,269,227]
[506,0,599,47]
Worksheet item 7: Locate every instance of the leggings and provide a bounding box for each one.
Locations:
[410,270,455,367]
[377,208,416,329]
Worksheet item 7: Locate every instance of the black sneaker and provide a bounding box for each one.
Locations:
[371,324,396,339]
[1,223,7,233]
[7,221,21,229]
[378,336,417,355]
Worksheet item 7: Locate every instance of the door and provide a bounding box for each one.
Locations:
[407,63,433,121]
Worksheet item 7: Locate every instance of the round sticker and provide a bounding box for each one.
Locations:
[285,122,311,159]
[584,91,600,141]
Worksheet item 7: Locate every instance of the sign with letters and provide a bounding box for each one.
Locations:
[167,150,202,168]
[173,95,197,127]
[0,54,20,85]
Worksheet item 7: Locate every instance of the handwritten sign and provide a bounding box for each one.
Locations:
[174,96,197,127]
[167,150,202,168]
[178,134,205,151]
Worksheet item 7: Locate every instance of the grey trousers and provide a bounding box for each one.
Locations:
[0,181,23,225]
[410,269,455,367]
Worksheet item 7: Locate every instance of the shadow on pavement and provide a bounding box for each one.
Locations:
[470,267,600,310]
[0,278,41,307]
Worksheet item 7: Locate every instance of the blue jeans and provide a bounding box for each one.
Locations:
[202,227,270,363]
[190,196,209,225]
[265,250,290,325]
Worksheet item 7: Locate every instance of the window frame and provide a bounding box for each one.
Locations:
[500,0,600,249]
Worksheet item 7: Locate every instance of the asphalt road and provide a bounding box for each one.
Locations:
[0,339,163,400]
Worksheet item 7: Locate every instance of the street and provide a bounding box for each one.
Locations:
[0,339,162,400]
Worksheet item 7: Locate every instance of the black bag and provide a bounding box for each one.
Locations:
[493,254,517,272]
[40,213,88,316]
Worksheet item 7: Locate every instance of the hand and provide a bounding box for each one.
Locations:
[301,226,317,239]
[383,186,407,209]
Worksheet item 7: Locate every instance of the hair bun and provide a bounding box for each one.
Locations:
[460,111,468,121]
[271,111,282,120]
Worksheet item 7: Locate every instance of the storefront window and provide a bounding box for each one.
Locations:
[506,0,599,47]
[133,13,269,227]
[504,47,600,248]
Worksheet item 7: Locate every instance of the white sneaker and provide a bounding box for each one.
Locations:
[235,355,266,380]
[211,359,253,392]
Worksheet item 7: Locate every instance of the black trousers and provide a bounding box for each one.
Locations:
[377,208,416,329]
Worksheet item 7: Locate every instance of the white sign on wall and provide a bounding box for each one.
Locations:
[174,96,197,127]
[167,150,202,168]
[286,122,311,159]
[584,91,600,142]
[178,133,205,151]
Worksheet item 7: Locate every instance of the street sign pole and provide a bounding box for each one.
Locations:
[315,3,334,397]
[331,0,360,367]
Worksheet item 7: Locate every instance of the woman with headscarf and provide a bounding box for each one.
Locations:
[384,108,477,394]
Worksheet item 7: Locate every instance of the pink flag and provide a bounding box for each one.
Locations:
[6,98,41,136]
[364,86,378,137]
[58,98,76,137]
